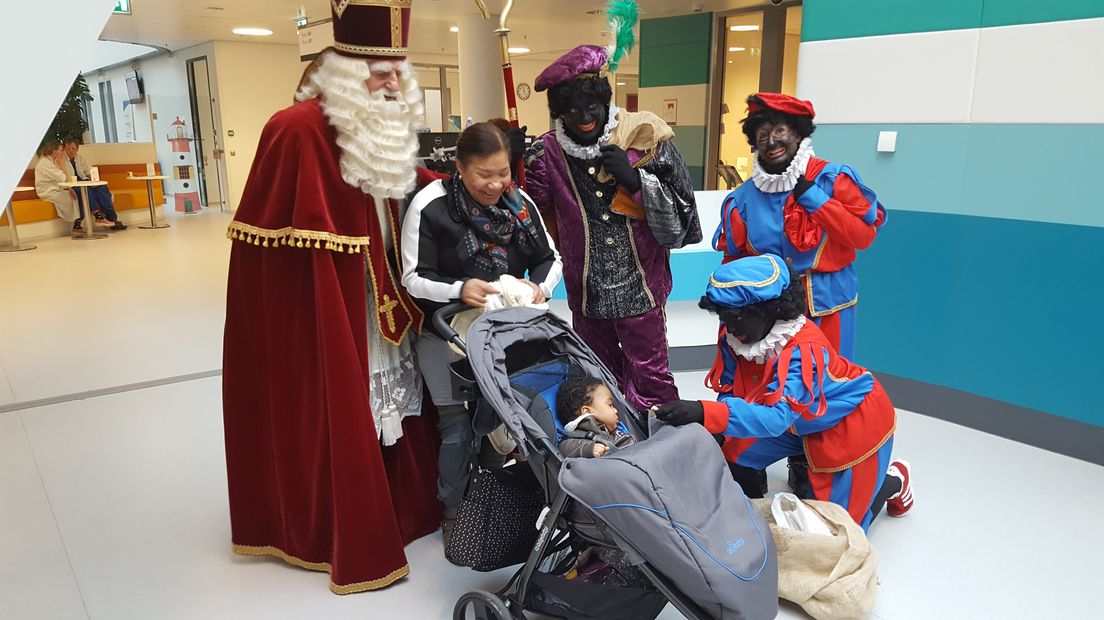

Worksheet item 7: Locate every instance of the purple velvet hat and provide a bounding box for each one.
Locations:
[534,45,608,92]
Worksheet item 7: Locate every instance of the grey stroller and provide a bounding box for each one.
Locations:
[436,304,778,620]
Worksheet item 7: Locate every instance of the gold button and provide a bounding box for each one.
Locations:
[596,190,604,198]
[588,167,596,175]
[606,237,614,245]
[601,213,610,221]
[785,257,793,264]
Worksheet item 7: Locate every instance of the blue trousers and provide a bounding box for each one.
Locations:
[73,185,118,223]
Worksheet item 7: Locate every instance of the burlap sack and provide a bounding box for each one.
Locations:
[751,498,878,620]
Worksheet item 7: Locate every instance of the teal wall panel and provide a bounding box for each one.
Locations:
[670,125,707,168]
[812,124,1104,229]
[640,13,712,87]
[802,0,983,41]
[982,0,1104,27]
[802,0,1104,41]
[853,211,1104,427]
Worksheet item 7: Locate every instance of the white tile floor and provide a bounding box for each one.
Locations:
[1,209,1102,619]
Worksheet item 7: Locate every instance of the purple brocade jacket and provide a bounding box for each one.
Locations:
[524,131,701,319]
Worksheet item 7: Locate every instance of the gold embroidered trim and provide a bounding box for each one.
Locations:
[804,273,858,317]
[811,232,829,270]
[391,7,402,48]
[563,146,593,313]
[625,217,658,309]
[362,200,413,346]
[804,411,896,474]
[333,42,408,57]
[709,254,781,289]
[332,0,412,19]
[227,221,369,254]
[232,544,409,594]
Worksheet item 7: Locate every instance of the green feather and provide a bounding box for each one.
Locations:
[604,0,639,73]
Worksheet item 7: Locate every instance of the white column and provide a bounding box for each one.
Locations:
[457,13,508,126]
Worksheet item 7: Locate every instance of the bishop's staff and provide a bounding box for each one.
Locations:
[473,0,526,187]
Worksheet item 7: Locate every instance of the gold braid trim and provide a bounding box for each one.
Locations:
[232,544,409,594]
[227,221,369,254]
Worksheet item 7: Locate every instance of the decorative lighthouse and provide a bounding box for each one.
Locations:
[167,117,203,214]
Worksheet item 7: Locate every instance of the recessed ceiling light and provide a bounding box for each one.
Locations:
[728,47,746,52]
[449,25,459,33]
[508,47,530,54]
[232,27,273,36]
[616,82,626,86]
[729,25,759,32]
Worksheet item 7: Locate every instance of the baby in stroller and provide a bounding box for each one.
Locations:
[556,378,636,458]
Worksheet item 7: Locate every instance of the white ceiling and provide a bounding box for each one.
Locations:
[96,0,775,70]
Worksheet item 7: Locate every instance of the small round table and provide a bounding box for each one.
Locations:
[128,175,171,229]
[58,180,110,240]
[1,186,37,252]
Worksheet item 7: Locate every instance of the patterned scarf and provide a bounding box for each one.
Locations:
[450,171,537,275]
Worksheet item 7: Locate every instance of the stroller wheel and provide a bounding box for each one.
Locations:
[453,590,521,620]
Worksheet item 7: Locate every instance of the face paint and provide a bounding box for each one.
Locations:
[560,88,609,146]
[753,121,800,174]
[723,308,777,345]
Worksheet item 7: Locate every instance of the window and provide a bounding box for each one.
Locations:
[98,81,118,143]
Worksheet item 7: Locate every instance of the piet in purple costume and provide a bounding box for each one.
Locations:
[524,44,702,410]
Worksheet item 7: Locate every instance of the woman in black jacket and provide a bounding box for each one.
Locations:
[401,122,561,550]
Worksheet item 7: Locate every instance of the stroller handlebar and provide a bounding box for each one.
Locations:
[432,301,472,353]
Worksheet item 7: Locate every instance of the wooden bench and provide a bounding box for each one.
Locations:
[2,163,165,225]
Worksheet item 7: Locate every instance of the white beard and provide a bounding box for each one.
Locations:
[295,50,423,204]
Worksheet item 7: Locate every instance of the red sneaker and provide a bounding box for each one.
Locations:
[886,459,914,517]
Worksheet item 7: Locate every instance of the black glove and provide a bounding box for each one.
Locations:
[654,400,705,427]
[598,144,641,193]
[792,174,814,201]
[506,126,528,162]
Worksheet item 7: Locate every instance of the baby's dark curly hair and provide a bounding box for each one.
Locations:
[699,267,808,325]
[740,108,816,148]
[556,377,607,427]
[547,76,613,119]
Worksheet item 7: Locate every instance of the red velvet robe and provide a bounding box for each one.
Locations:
[222,98,442,594]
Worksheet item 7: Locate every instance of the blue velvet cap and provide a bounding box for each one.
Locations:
[705,254,789,309]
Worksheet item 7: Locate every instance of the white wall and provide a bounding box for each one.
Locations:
[211,41,303,210]
[0,0,118,202]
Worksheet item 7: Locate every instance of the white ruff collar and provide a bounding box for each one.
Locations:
[751,138,814,194]
[555,104,620,160]
[726,315,806,365]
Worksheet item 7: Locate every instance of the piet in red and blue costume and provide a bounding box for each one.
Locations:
[699,256,896,531]
[713,94,886,359]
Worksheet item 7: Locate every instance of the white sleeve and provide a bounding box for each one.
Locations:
[519,188,563,299]
[400,181,465,303]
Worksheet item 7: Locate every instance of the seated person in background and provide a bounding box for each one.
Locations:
[62,138,126,230]
[557,377,635,458]
[34,141,82,234]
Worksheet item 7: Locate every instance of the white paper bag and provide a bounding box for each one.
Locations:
[145,162,156,176]
[90,167,100,182]
[771,492,833,536]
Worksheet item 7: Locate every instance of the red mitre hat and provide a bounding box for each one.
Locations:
[746,92,815,119]
[331,0,412,60]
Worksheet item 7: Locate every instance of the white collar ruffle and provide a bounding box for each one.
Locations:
[750,138,814,194]
[726,315,806,365]
[555,104,620,160]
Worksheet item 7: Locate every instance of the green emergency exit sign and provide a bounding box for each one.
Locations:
[113,0,131,14]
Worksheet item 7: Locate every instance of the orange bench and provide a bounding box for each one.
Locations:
[2,163,165,225]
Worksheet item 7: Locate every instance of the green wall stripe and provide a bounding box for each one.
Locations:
[812,123,1104,228]
[669,125,706,168]
[686,165,704,191]
[640,13,712,87]
[803,0,1104,42]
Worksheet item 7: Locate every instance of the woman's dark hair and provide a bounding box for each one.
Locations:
[556,377,607,427]
[547,76,613,119]
[486,117,511,133]
[38,140,62,157]
[740,109,816,148]
[698,266,807,324]
[456,122,510,166]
